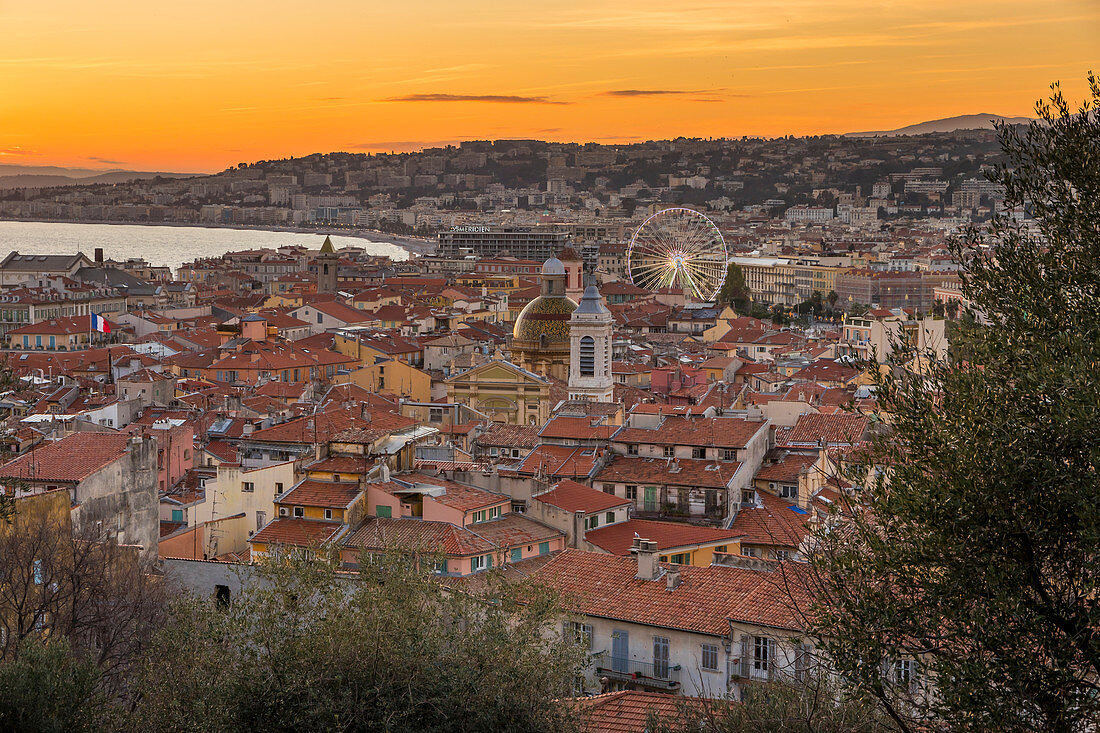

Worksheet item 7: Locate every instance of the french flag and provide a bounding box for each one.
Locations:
[91,313,111,334]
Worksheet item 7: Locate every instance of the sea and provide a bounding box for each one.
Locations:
[0,221,411,273]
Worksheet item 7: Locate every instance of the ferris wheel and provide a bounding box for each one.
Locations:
[626,207,728,301]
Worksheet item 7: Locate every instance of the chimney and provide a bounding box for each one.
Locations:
[94,248,104,263]
[665,567,681,591]
[242,422,253,436]
[632,537,660,581]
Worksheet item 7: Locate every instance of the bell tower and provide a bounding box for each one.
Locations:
[316,235,338,294]
[568,276,614,402]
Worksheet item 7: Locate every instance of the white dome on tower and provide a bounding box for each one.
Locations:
[542,257,566,276]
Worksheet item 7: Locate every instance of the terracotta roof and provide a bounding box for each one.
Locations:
[467,513,563,548]
[305,455,371,475]
[279,479,361,509]
[754,453,817,484]
[250,517,344,548]
[245,405,412,445]
[730,491,811,549]
[572,690,717,733]
[585,519,743,556]
[538,416,619,442]
[613,416,766,450]
[343,517,495,556]
[0,432,133,483]
[534,479,631,514]
[476,422,540,448]
[519,549,809,634]
[510,445,600,479]
[778,413,869,447]
[594,455,742,490]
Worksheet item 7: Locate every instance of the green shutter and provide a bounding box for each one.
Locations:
[376,505,392,518]
[539,541,550,555]
[511,548,522,562]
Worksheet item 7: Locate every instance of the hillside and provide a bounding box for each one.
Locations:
[0,165,193,190]
[846,113,1033,137]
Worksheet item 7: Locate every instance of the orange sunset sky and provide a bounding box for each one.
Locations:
[1,0,1097,173]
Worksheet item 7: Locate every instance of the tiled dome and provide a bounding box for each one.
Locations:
[512,295,578,343]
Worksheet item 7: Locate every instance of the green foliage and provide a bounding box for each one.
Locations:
[717,262,751,312]
[131,552,585,732]
[0,639,116,733]
[808,75,1100,732]
[648,673,895,733]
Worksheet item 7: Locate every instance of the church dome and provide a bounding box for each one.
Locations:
[512,294,578,343]
[542,257,566,276]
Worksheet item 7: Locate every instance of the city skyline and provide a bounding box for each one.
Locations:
[1,0,1096,173]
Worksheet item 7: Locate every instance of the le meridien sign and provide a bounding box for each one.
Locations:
[450,225,492,233]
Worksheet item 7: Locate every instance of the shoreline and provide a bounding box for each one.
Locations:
[0,217,438,257]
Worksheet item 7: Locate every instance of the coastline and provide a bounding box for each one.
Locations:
[0,217,437,257]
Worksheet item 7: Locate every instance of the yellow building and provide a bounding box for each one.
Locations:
[445,359,550,426]
[336,360,432,402]
[332,331,422,367]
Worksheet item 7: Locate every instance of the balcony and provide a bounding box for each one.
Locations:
[596,657,681,691]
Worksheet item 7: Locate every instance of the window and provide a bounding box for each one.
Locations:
[275,482,283,493]
[33,559,44,585]
[741,546,758,558]
[471,555,489,572]
[242,481,254,493]
[585,515,598,530]
[753,636,773,672]
[605,511,615,525]
[702,643,719,671]
[316,313,323,324]
[579,336,595,376]
[895,659,918,685]
[293,506,304,518]
[653,636,671,679]
[256,511,266,530]
[171,509,183,523]
[625,485,638,500]
[692,447,705,459]
[627,444,638,456]
[538,541,550,555]
[669,552,689,565]
[324,509,333,520]
[428,407,444,423]
[376,505,392,518]
[741,489,756,505]
[663,445,674,458]
[564,621,593,649]
[775,550,792,561]
[779,484,798,499]
[602,483,615,494]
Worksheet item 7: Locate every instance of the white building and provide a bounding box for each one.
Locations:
[568,281,615,402]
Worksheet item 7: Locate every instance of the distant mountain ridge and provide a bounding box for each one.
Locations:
[845,113,1033,137]
[0,164,193,190]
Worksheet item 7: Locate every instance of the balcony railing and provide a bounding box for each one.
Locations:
[596,657,681,689]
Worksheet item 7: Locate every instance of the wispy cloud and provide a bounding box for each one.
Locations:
[384,93,568,104]
[0,147,40,157]
[603,89,700,97]
[86,156,124,164]
[601,88,748,99]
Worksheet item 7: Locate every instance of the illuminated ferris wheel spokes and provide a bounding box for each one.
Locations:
[626,207,728,300]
